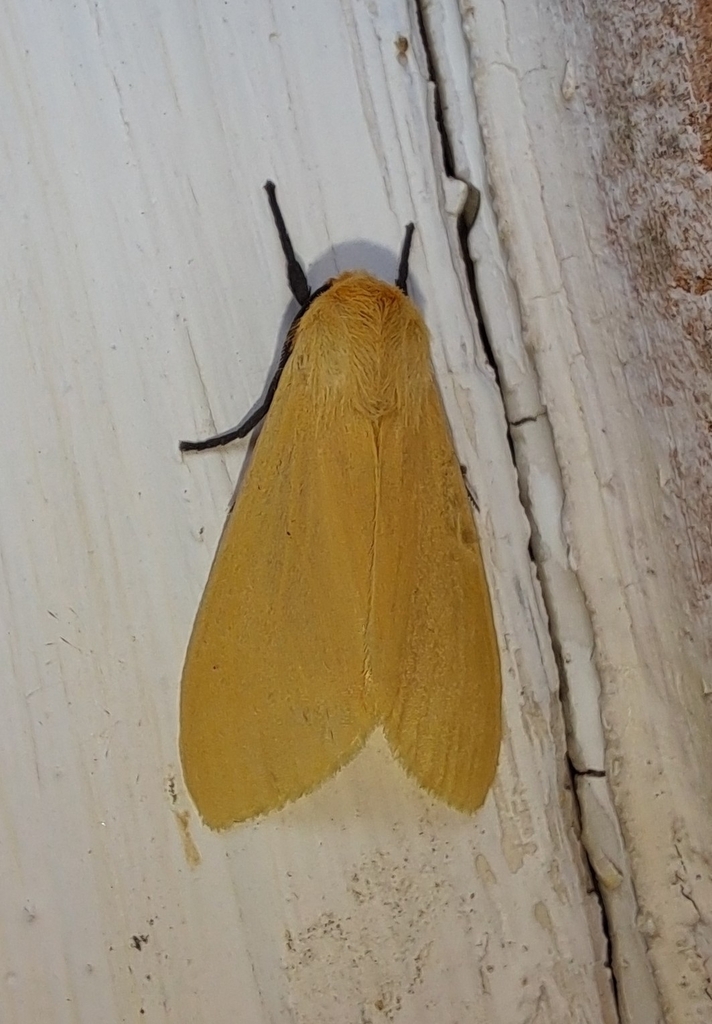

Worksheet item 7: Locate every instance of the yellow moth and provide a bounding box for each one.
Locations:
[179,182,501,829]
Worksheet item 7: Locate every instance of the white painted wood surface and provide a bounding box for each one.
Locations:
[3,0,683,1021]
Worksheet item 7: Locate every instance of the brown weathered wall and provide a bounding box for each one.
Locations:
[584,0,712,670]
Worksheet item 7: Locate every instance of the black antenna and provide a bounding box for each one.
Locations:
[395,223,415,295]
[264,181,311,307]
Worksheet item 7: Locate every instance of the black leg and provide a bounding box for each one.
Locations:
[395,223,415,295]
[179,334,293,452]
[460,463,479,511]
[264,181,311,307]
[180,180,308,453]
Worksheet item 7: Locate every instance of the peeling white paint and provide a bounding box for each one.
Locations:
[430,0,712,1021]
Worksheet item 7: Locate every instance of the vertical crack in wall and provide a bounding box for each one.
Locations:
[412,3,624,1021]
[413,1,501,385]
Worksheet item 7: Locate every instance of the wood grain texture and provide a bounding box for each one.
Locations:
[0,1,616,1021]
